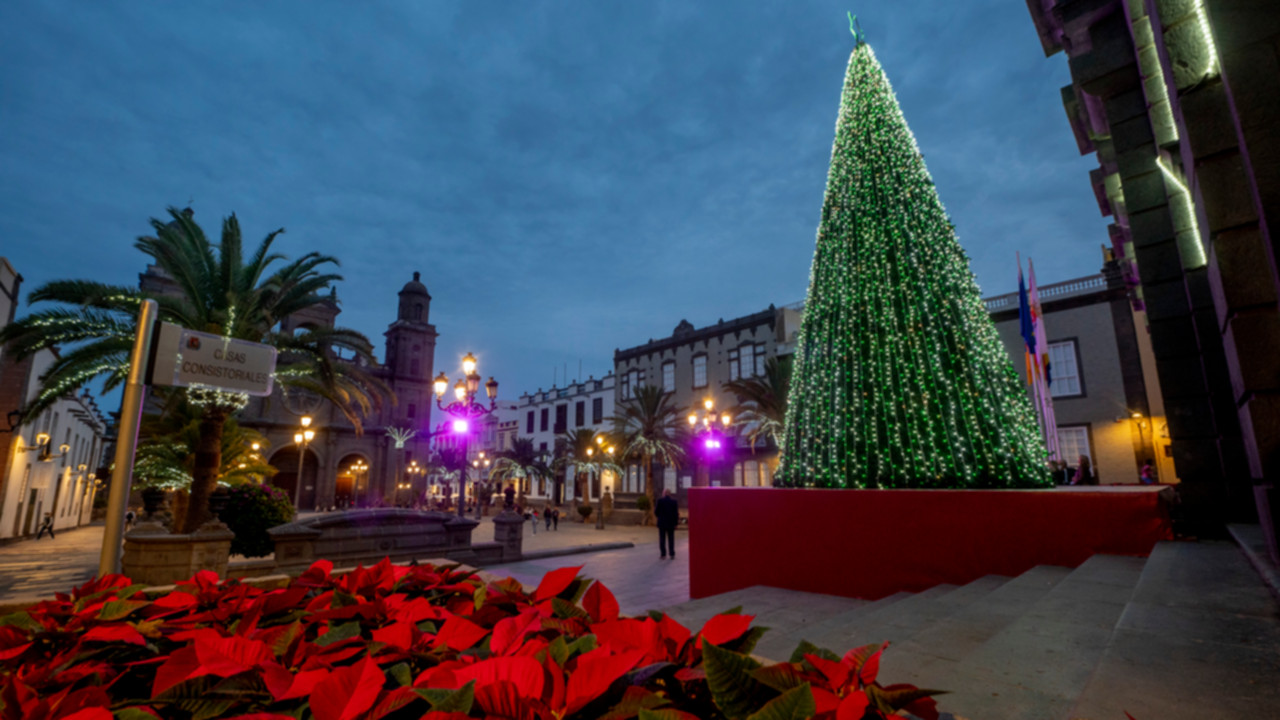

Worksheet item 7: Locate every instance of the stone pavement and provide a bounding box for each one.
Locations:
[0,514,669,606]
[0,521,104,602]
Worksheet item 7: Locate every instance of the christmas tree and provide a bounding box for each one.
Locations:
[775,33,1049,489]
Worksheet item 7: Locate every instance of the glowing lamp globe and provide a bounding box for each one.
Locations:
[452,419,470,434]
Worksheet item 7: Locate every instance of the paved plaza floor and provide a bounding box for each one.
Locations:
[0,515,672,606]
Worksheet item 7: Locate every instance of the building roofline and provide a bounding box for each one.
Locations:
[614,306,778,363]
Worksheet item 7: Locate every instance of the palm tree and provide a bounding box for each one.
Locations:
[0,208,389,533]
[491,437,551,499]
[135,398,277,490]
[553,428,599,503]
[612,384,688,525]
[723,357,790,451]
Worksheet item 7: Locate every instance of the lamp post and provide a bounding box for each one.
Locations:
[470,452,491,519]
[348,461,368,508]
[433,352,499,519]
[292,415,315,509]
[405,460,424,507]
[688,398,732,487]
[585,436,616,530]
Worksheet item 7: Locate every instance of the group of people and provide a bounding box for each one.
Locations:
[1052,455,1160,485]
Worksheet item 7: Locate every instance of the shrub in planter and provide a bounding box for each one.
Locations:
[217,482,295,557]
[635,494,652,514]
[0,562,944,720]
[578,504,593,521]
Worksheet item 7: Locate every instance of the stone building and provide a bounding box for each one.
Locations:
[985,261,1173,485]
[507,374,617,504]
[1027,0,1280,550]
[139,265,439,510]
[611,306,803,500]
[0,257,109,540]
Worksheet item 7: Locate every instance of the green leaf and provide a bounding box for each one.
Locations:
[415,680,475,713]
[638,708,700,720]
[268,622,303,658]
[703,642,771,719]
[387,661,412,687]
[744,683,816,720]
[731,625,769,656]
[548,636,570,666]
[868,683,948,711]
[751,664,806,693]
[315,621,361,646]
[416,619,437,634]
[0,612,41,631]
[551,596,589,619]
[113,708,161,720]
[721,605,744,616]
[472,583,487,611]
[788,639,838,664]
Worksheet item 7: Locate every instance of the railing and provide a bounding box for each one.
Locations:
[982,274,1108,312]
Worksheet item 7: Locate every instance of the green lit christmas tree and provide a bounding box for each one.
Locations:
[775,34,1049,489]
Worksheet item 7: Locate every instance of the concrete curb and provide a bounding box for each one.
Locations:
[515,542,635,563]
[1227,523,1280,603]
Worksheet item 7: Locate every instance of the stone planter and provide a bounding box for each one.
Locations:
[121,521,234,586]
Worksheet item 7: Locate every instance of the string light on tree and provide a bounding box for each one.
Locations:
[775,22,1049,490]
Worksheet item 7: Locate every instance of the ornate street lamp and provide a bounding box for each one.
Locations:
[293,414,315,508]
[688,398,732,487]
[434,353,499,518]
[585,435,616,530]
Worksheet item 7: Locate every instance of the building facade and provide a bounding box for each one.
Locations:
[140,264,440,510]
[505,374,617,504]
[0,257,109,540]
[986,262,1173,485]
[1027,0,1279,547]
[612,306,802,500]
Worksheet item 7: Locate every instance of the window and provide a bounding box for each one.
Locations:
[662,362,675,392]
[407,403,416,419]
[592,397,603,424]
[740,344,754,378]
[1057,426,1092,469]
[554,404,568,433]
[692,355,707,388]
[526,411,535,434]
[755,343,767,376]
[620,372,631,400]
[728,349,740,381]
[575,401,585,426]
[540,408,549,432]
[1048,340,1083,397]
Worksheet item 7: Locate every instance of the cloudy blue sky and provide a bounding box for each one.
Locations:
[0,2,1105,401]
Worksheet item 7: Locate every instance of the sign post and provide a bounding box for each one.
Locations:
[99,299,159,577]
[98,315,277,577]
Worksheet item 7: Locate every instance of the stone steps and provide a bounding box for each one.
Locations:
[666,539,1280,720]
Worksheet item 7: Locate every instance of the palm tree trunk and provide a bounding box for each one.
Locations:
[645,453,657,526]
[181,407,227,533]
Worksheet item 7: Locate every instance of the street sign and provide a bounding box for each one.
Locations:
[149,322,277,396]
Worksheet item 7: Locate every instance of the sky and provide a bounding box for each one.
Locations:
[0,1,1107,405]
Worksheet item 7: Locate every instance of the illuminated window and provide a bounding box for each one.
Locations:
[1057,426,1092,470]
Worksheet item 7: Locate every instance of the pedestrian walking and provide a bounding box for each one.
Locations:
[544,502,553,531]
[526,507,538,535]
[504,484,516,510]
[124,509,136,531]
[655,489,679,559]
[35,512,55,540]
[551,507,560,531]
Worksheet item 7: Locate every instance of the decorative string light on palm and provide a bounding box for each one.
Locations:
[775,21,1049,490]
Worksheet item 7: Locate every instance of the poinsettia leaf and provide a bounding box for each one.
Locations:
[535,565,583,602]
[434,616,489,652]
[627,661,675,687]
[744,682,816,720]
[599,685,666,720]
[315,621,362,647]
[751,664,806,693]
[638,709,702,720]
[565,648,645,715]
[730,626,769,656]
[551,597,589,620]
[472,583,487,611]
[387,662,412,687]
[569,634,599,657]
[874,684,946,720]
[548,636,571,667]
[835,690,870,720]
[582,581,621,623]
[368,686,420,720]
[450,656,545,699]
[113,708,163,720]
[789,639,838,665]
[0,611,41,631]
[698,613,755,648]
[413,680,475,713]
[703,641,772,719]
[309,656,385,720]
[83,624,147,646]
[854,644,886,687]
[96,599,150,621]
[56,709,112,720]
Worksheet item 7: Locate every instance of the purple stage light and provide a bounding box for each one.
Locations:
[452,419,469,434]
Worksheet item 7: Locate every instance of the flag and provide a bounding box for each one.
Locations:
[1028,258,1059,461]
[1017,255,1035,385]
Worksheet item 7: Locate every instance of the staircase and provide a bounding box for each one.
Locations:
[660,540,1280,720]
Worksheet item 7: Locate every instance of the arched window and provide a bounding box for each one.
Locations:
[413,304,424,321]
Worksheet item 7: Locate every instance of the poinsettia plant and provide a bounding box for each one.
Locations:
[0,560,943,719]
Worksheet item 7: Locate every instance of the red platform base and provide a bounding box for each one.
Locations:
[688,486,1174,601]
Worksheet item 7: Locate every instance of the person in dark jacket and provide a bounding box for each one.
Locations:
[655,489,679,559]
